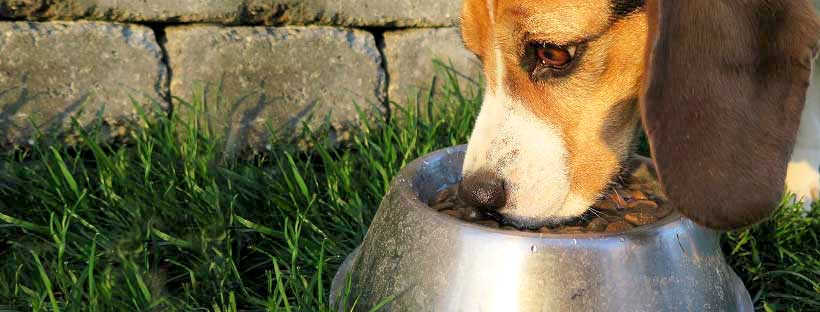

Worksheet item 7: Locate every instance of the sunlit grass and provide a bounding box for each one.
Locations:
[0,66,817,311]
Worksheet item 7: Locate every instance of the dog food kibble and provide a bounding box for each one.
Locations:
[427,160,671,234]
[605,221,634,232]
[624,212,658,226]
[628,200,658,210]
[630,190,648,200]
[586,218,609,232]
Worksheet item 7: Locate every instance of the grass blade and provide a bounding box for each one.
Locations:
[31,250,61,312]
[50,147,80,199]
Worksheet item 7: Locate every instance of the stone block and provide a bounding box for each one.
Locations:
[383,28,482,107]
[0,21,168,145]
[165,25,386,146]
[0,0,462,27]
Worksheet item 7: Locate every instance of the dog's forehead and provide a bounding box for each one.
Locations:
[498,0,612,16]
[495,0,615,44]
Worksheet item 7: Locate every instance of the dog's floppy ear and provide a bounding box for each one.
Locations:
[640,0,820,230]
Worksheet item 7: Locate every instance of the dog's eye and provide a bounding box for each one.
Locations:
[536,43,576,69]
[528,42,582,80]
[536,45,573,68]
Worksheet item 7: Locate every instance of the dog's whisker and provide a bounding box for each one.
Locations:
[608,186,629,208]
[586,208,604,219]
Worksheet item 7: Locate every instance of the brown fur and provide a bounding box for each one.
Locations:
[461,0,497,89]
[461,0,820,230]
[462,0,648,210]
[641,0,820,230]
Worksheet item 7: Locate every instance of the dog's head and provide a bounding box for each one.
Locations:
[459,0,820,230]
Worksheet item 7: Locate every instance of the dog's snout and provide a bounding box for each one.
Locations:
[459,171,507,211]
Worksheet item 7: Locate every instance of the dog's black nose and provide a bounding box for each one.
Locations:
[459,171,507,211]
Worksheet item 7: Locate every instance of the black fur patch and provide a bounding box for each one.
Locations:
[611,0,645,18]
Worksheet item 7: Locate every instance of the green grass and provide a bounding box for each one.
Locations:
[0,69,818,311]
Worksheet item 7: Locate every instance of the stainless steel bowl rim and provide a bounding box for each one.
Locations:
[331,145,753,312]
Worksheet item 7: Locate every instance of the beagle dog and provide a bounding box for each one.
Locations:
[458,0,820,230]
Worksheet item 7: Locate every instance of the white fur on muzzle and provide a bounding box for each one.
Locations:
[462,52,596,226]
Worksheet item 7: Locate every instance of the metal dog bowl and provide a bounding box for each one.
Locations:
[331,145,753,311]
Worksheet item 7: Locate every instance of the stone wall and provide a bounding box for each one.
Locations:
[0,0,480,147]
